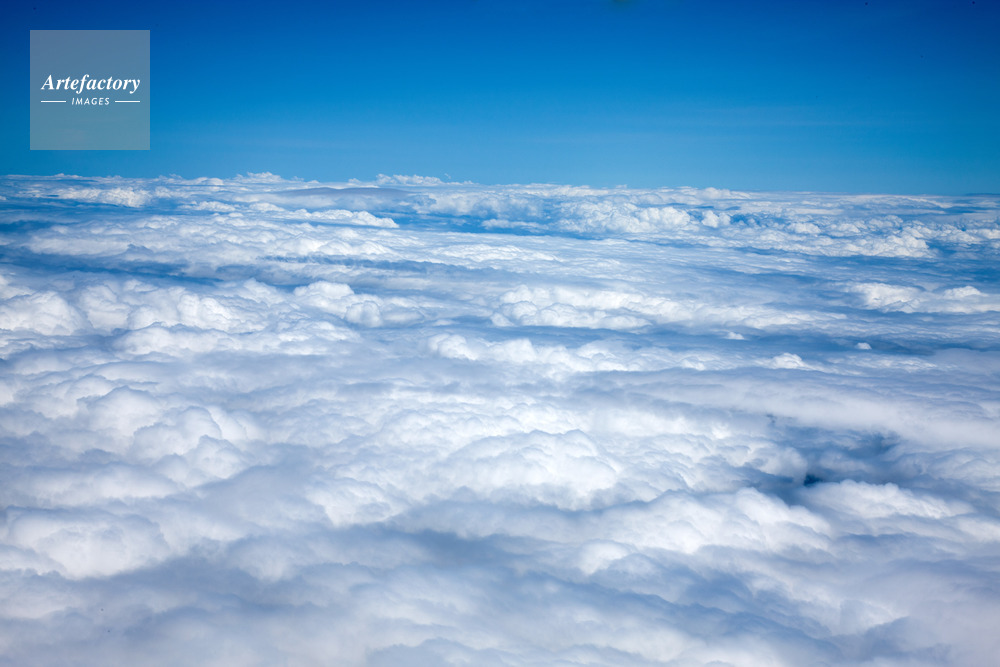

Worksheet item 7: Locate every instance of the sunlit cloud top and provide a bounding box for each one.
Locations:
[1,173,999,664]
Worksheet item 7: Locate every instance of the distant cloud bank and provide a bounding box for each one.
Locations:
[1,174,999,665]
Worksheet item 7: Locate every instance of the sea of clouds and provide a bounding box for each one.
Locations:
[1,173,999,665]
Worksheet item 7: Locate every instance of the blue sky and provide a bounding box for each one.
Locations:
[3,0,999,194]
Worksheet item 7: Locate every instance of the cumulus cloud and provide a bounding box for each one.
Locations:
[1,173,999,665]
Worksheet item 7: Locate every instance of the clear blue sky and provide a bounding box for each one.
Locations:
[3,0,998,194]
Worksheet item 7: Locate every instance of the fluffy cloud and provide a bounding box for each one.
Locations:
[1,174,999,665]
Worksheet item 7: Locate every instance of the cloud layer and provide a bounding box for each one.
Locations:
[1,174,999,665]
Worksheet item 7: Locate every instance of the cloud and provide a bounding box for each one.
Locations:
[52,185,154,207]
[849,282,1000,314]
[1,173,999,665]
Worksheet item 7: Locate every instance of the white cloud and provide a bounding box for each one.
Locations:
[52,185,153,207]
[1,173,999,665]
[849,282,1000,314]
